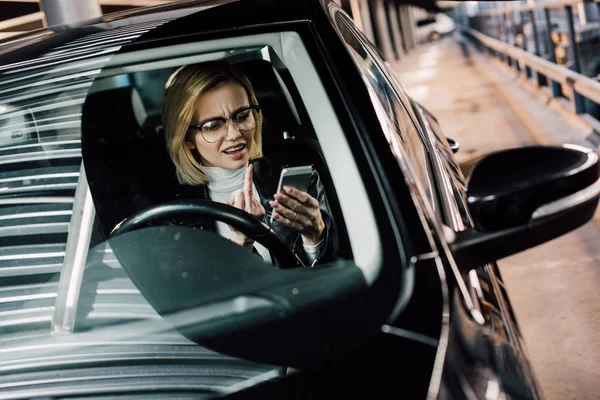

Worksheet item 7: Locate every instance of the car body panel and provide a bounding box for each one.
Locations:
[415,102,543,398]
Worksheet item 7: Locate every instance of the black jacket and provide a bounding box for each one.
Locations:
[175,157,338,267]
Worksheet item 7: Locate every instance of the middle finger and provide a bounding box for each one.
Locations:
[244,164,254,213]
[232,190,245,210]
[252,199,266,218]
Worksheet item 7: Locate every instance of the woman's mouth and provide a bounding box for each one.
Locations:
[223,143,246,159]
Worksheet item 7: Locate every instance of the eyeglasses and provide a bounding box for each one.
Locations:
[188,105,261,143]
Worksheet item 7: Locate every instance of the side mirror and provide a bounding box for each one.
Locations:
[451,145,600,271]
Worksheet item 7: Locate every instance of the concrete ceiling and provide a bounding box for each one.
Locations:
[0,0,175,37]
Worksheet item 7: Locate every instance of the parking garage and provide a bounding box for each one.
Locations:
[1,1,600,399]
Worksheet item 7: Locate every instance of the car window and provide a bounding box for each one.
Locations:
[419,106,473,229]
[81,26,382,386]
[82,28,383,268]
[0,20,167,333]
[332,11,438,212]
[0,19,384,397]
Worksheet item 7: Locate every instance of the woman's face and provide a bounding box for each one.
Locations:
[187,81,256,170]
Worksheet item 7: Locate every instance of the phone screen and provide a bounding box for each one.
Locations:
[271,165,314,222]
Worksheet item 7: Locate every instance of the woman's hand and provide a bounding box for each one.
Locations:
[269,186,325,246]
[224,164,265,248]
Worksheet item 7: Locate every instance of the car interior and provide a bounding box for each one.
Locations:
[73,27,391,338]
[81,48,352,264]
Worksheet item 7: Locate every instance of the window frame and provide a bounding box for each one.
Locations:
[331,10,445,217]
[330,9,474,234]
[83,25,383,282]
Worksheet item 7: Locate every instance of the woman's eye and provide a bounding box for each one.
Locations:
[202,121,224,132]
[236,111,250,121]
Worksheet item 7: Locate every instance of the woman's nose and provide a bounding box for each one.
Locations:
[224,119,242,140]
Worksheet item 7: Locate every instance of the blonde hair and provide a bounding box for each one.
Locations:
[163,61,263,185]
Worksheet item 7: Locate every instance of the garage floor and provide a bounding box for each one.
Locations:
[395,37,600,400]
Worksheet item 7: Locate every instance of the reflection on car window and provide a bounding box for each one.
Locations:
[0,24,351,397]
[334,12,436,210]
[0,22,163,336]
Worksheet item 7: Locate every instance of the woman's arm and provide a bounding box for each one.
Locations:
[300,170,338,265]
[270,170,338,267]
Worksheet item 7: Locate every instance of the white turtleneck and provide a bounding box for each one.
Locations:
[203,164,324,265]
[203,164,271,263]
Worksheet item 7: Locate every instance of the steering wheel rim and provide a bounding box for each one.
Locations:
[109,199,298,268]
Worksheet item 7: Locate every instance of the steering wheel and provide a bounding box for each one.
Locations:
[109,199,298,268]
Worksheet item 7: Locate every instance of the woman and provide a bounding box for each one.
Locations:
[163,61,336,267]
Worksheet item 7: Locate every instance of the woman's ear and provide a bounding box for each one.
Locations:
[186,140,196,150]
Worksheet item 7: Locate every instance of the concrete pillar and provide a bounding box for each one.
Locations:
[408,7,418,49]
[40,0,101,27]
[407,6,416,50]
[399,6,415,51]
[578,3,600,24]
[358,0,376,44]
[383,1,398,60]
[395,3,407,53]
[349,0,364,32]
[387,1,405,58]
[398,6,407,50]
[373,0,395,61]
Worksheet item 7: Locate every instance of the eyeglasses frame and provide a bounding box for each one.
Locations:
[188,105,261,143]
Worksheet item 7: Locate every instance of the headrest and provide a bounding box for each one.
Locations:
[83,60,302,144]
[82,85,178,236]
[82,85,147,147]
[131,87,148,128]
[235,59,301,137]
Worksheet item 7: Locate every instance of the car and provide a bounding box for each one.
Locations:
[414,11,456,42]
[0,0,598,398]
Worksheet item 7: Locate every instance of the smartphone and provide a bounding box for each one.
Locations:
[271,165,314,223]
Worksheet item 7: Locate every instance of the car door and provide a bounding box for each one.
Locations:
[326,5,461,398]
[364,13,542,397]
[371,20,542,399]
[89,3,457,398]
[326,4,542,399]
[0,8,387,399]
[412,103,543,399]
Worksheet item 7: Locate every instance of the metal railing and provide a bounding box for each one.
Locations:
[460,0,600,125]
[463,27,600,113]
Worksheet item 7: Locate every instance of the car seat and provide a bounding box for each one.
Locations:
[82,85,184,236]
[234,59,331,185]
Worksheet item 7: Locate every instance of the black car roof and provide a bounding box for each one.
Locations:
[0,0,335,48]
[0,0,231,45]
[0,0,240,65]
